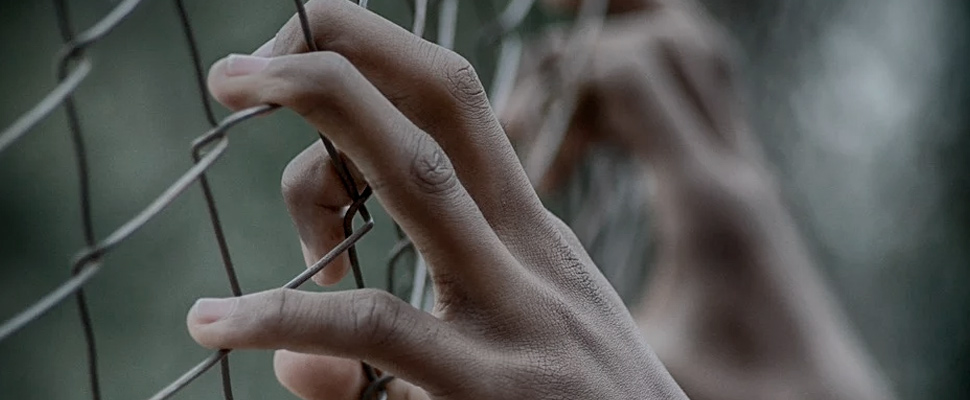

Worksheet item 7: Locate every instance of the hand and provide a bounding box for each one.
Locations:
[184,1,686,399]
[502,1,754,192]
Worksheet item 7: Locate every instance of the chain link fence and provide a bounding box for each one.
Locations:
[0,0,628,398]
[5,0,966,399]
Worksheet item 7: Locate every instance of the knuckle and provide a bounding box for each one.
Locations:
[408,135,460,197]
[350,289,406,346]
[258,289,297,340]
[439,52,489,114]
[316,51,355,79]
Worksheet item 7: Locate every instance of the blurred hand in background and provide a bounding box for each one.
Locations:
[502,0,897,399]
[504,0,759,191]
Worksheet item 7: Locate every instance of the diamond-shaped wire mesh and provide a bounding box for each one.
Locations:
[0,0,612,399]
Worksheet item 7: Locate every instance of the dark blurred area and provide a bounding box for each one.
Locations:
[707,2,970,398]
[0,0,967,399]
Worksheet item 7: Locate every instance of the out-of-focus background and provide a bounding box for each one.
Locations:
[0,0,967,399]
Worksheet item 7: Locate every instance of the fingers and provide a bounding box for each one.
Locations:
[266,0,546,236]
[274,352,364,400]
[269,0,473,127]
[273,351,431,400]
[281,141,361,286]
[188,289,473,394]
[208,52,515,295]
[640,5,741,144]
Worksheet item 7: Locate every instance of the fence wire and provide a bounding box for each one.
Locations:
[0,0,609,399]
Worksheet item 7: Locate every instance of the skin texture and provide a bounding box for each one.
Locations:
[185,1,688,399]
[502,1,898,400]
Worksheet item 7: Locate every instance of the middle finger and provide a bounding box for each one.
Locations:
[267,0,551,241]
[208,51,519,301]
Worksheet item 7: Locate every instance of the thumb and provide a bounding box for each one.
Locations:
[274,351,431,400]
[186,288,465,393]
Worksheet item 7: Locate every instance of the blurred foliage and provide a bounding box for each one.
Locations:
[0,0,967,399]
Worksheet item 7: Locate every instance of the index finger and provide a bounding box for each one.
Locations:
[267,0,549,241]
[207,51,517,302]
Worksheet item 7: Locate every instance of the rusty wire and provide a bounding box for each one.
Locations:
[0,0,557,399]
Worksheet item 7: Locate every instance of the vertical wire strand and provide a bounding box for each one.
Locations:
[0,1,588,399]
[438,0,458,50]
[4,0,389,397]
[173,1,239,398]
[174,0,218,127]
[488,34,523,113]
[290,0,382,386]
[412,0,429,38]
[481,0,535,112]
[52,0,102,398]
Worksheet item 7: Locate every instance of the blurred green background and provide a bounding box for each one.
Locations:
[0,0,967,399]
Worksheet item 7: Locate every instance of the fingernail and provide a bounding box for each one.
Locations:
[191,298,237,324]
[225,54,271,77]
